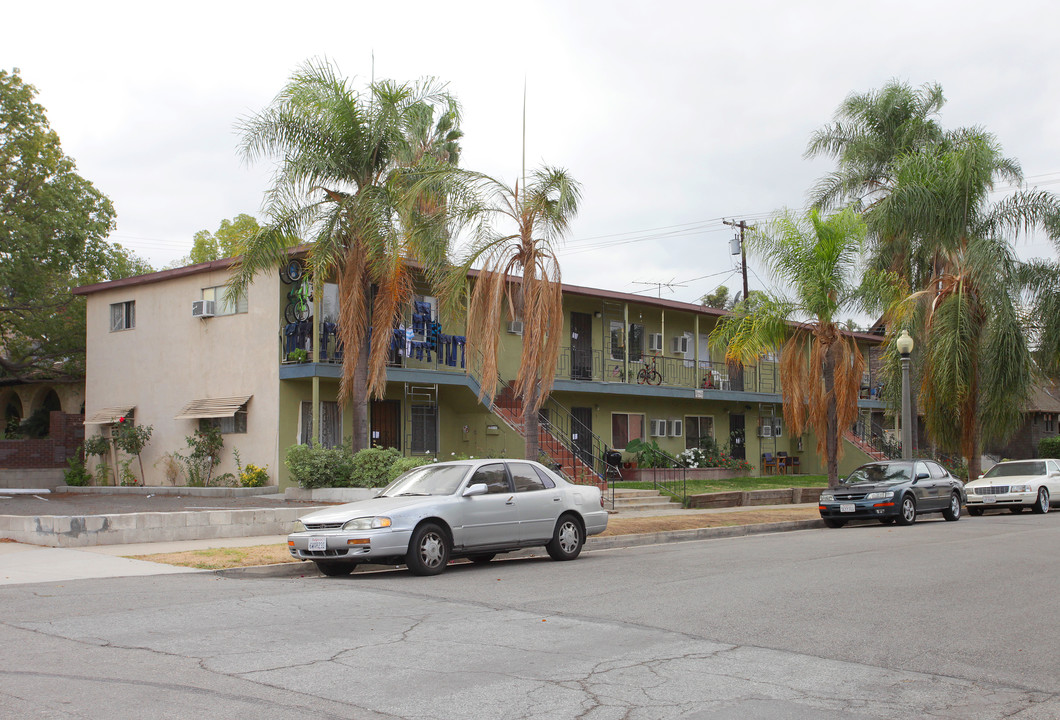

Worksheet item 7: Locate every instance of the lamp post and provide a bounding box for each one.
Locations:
[896,330,914,460]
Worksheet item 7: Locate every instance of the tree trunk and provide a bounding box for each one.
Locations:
[523,381,540,462]
[823,347,840,489]
[349,338,370,452]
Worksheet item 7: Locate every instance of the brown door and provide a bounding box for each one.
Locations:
[570,312,593,380]
[371,400,401,450]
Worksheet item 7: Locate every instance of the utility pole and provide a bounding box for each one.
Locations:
[723,219,751,302]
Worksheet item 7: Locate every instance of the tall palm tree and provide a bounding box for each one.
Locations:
[869,131,1060,477]
[446,167,581,461]
[229,59,461,451]
[710,208,867,487]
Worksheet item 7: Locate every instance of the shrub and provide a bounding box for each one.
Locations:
[175,426,224,486]
[351,447,402,487]
[675,445,753,472]
[1038,436,1060,459]
[239,463,270,487]
[63,446,92,486]
[285,443,357,488]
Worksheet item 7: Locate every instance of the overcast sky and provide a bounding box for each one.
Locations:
[7,0,1060,305]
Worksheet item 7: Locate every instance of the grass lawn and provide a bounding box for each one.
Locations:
[617,474,827,496]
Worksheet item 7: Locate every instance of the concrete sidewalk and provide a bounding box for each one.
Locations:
[0,503,823,586]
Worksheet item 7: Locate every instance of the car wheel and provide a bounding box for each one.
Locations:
[1010,506,1024,514]
[878,518,895,525]
[468,554,496,564]
[1033,487,1050,514]
[896,495,917,526]
[546,514,584,561]
[968,507,984,516]
[942,492,962,521]
[406,522,450,576]
[823,518,846,528]
[314,561,355,577]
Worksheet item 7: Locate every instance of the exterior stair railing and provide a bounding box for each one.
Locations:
[846,419,902,461]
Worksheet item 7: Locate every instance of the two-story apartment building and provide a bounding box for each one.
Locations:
[74,255,885,488]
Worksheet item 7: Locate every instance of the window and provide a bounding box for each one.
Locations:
[299,401,342,448]
[612,412,644,449]
[410,405,438,454]
[110,301,135,331]
[471,463,510,493]
[509,462,546,492]
[1046,414,1056,433]
[200,409,247,435]
[685,416,715,449]
[201,286,248,316]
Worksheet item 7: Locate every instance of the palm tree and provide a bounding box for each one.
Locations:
[229,59,462,451]
[446,167,581,461]
[710,208,867,488]
[868,131,1060,478]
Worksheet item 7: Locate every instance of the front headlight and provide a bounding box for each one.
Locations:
[341,516,392,531]
[866,491,895,500]
[291,520,307,533]
[819,493,835,503]
[1009,484,1032,493]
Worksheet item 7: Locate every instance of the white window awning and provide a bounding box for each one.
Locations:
[85,406,136,425]
[174,395,252,420]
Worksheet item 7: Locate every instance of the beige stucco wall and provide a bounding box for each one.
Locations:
[84,269,281,485]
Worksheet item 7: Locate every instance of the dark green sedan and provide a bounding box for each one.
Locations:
[818,459,966,528]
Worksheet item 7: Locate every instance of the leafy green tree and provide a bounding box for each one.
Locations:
[190,214,260,264]
[700,285,731,310]
[446,167,581,460]
[231,59,461,451]
[1,68,151,385]
[868,130,1059,478]
[710,208,867,487]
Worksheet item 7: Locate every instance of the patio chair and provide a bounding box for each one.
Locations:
[761,453,778,475]
[777,451,789,475]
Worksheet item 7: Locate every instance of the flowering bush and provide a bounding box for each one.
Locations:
[674,446,753,472]
[239,463,270,487]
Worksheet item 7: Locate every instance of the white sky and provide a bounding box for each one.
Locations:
[7,0,1060,305]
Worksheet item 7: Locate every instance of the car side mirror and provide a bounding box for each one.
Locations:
[462,483,487,497]
[915,472,929,481]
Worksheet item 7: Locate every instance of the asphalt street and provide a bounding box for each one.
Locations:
[2,512,1058,719]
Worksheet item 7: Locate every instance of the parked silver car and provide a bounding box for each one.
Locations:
[965,459,1060,515]
[288,459,609,576]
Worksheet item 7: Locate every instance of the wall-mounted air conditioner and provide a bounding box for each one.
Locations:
[192,300,215,318]
[671,335,689,354]
[669,419,683,437]
[506,321,524,335]
[758,425,773,438]
[650,418,667,437]
[647,333,663,352]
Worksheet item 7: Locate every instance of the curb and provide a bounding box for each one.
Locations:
[216,518,826,578]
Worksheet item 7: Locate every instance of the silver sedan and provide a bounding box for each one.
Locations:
[288,459,609,576]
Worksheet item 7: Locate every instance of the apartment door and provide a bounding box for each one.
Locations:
[570,312,593,380]
[729,413,746,460]
[370,400,401,450]
[571,406,593,467]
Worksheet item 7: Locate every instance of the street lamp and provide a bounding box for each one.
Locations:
[897,330,914,460]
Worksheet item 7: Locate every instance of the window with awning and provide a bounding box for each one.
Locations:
[175,396,251,435]
[85,406,135,425]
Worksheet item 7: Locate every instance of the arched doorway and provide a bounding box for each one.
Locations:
[4,395,23,436]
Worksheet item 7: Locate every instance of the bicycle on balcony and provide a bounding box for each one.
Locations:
[636,353,662,385]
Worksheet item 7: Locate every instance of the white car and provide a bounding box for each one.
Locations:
[288,459,609,576]
[964,459,1060,515]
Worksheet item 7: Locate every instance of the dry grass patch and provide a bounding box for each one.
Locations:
[131,507,821,569]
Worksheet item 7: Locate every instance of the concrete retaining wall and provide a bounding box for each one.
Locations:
[688,487,824,509]
[0,469,65,489]
[59,486,279,497]
[0,506,313,547]
[283,487,377,503]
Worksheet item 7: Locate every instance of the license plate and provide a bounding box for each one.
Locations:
[840,503,856,513]
[982,495,996,504]
[308,537,327,551]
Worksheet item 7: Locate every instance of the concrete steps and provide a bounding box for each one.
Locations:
[611,487,680,512]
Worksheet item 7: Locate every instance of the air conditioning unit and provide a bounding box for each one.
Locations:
[758,425,773,438]
[669,419,683,437]
[671,335,689,354]
[192,300,215,318]
[650,418,667,437]
[506,320,524,335]
[647,333,663,352]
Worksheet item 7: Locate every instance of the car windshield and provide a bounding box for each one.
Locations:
[843,463,911,485]
[377,464,471,497]
[983,461,1045,478]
